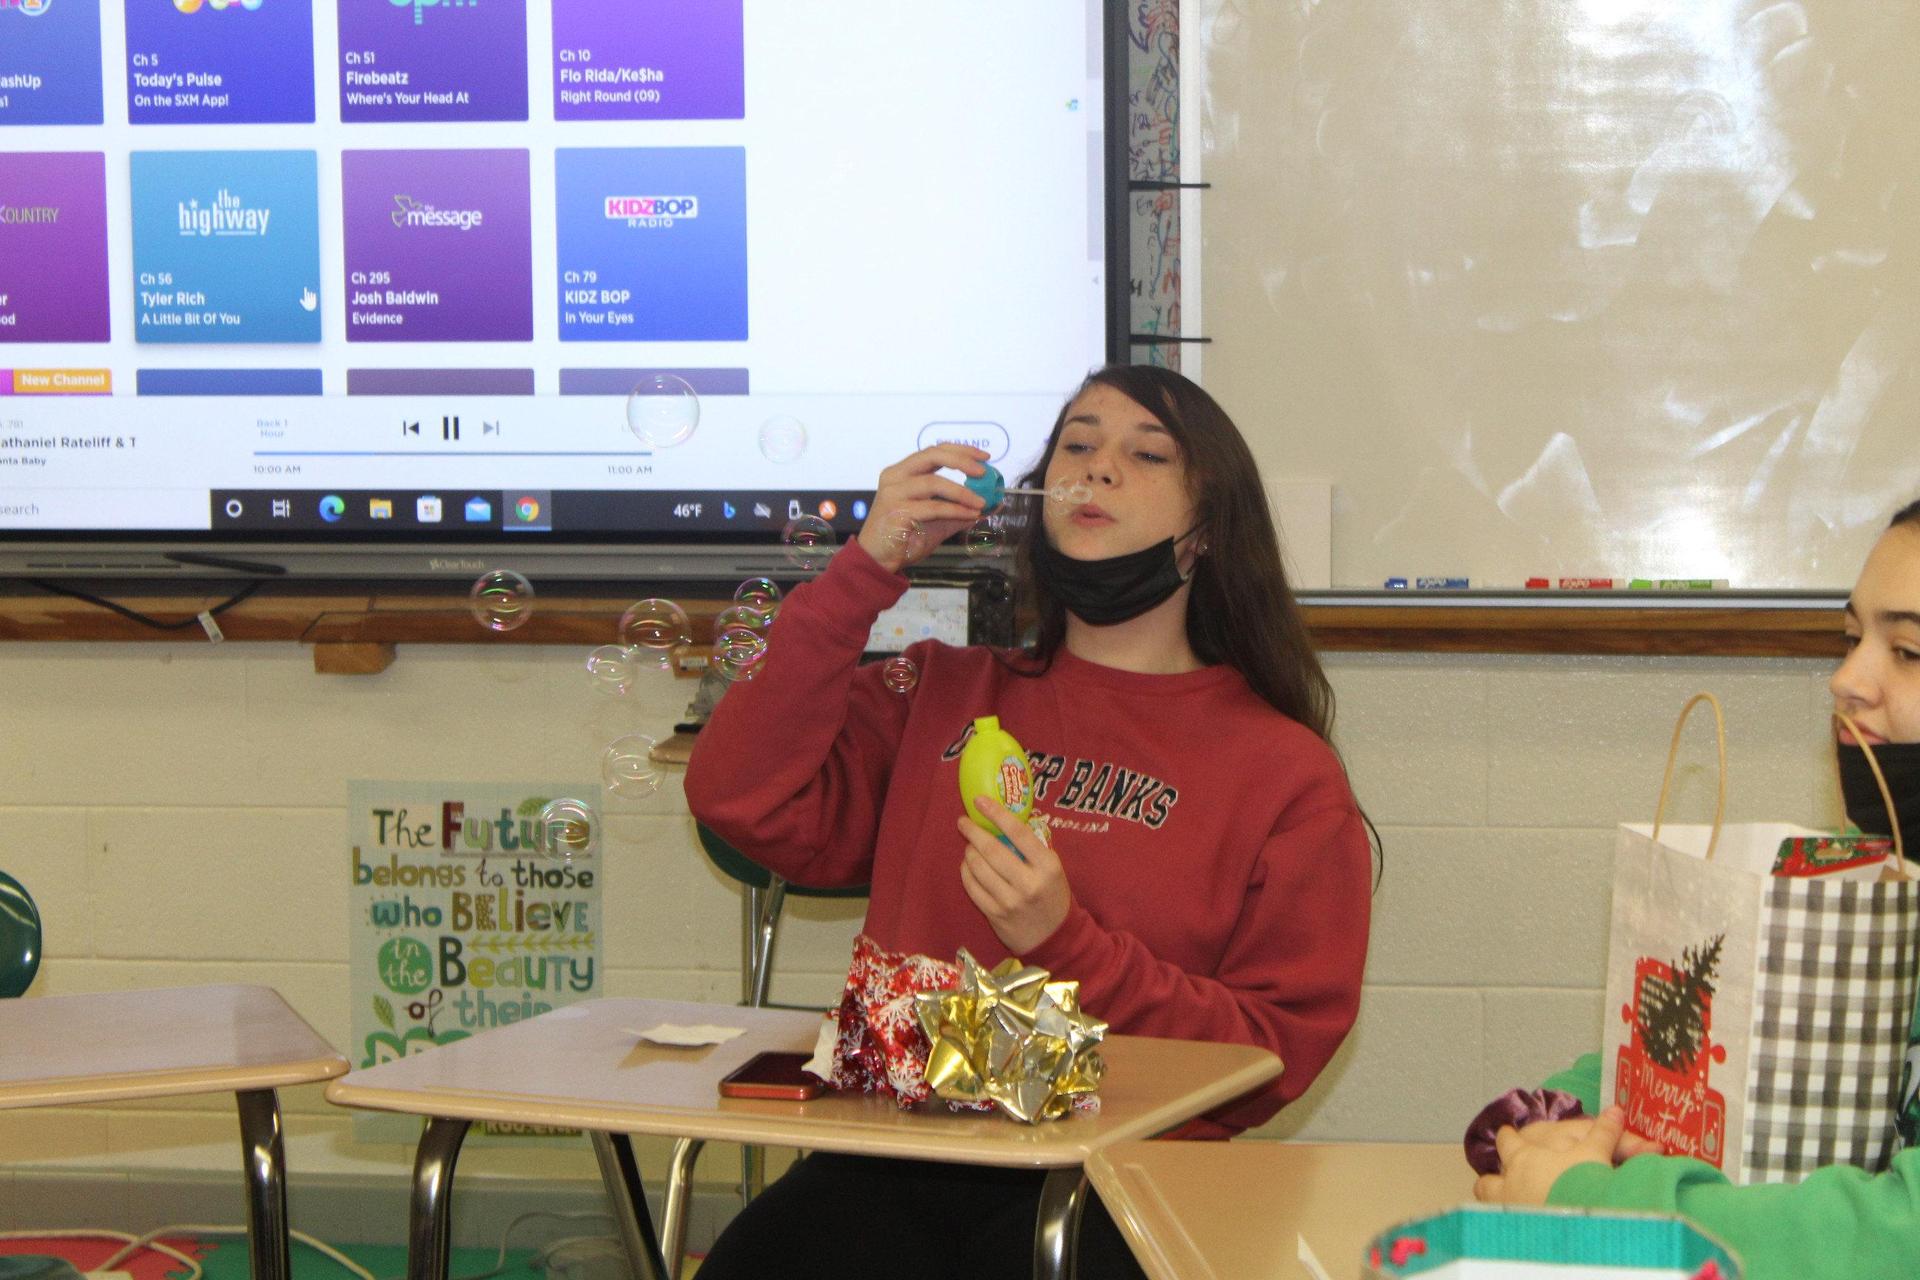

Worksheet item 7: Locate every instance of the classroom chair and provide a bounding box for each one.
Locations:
[652,824,868,1278]
[0,869,42,998]
[695,820,868,1010]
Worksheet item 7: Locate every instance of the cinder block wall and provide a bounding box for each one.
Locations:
[0,641,1842,1208]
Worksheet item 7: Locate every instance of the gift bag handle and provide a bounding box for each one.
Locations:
[1652,692,1728,861]
[1833,711,1909,876]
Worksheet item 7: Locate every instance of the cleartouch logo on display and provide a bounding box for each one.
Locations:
[604,195,698,228]
[390,194,483,230]
[177,190,272,236]
[389,0,478,26]
[0,205,60,224]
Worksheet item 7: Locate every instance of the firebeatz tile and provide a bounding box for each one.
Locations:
[336,0,528,123]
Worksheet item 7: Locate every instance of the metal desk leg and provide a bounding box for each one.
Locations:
[235,1089,290,1280]
[1032,1166,1089,1280]
[661,1137,706,1280]
[407,1116,472,1280]
[590,1130,669,1280]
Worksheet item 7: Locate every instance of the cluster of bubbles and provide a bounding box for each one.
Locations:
[621,375,814,468]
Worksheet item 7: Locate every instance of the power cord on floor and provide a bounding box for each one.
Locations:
[0,1228,204,1280]
[94,1223,370,1279]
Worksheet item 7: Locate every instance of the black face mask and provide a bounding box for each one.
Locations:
[1030,528,1195,627]
[1836,740,1920,856]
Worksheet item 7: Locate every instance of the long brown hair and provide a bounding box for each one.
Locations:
[1892,499,1920,530]
[1010,364,1335,742]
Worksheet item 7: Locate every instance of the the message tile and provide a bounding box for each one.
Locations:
[124,0,316,124]
[0,152,110,342]
[337,0,528,123]
[1,0,105,125]
[551,0,742,121]
[554,147,746,342]
[130,149,323,343]
[342,148,532,343]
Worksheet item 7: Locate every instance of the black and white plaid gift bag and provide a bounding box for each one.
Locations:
[1745,875,1920,1182]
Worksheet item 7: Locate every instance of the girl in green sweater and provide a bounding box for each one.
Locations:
[1476,498,1920,1280]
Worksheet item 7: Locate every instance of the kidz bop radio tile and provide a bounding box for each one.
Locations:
[555,147,746,342]
[0,152,110,341]
[129,150,322,343]
[341,149,532,343]
[550,0,742,121]
[0,0,105,126]
[336,0,528,123]
[124,0,315,124]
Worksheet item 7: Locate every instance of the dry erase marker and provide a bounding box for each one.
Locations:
[1386,577,1470,589]
[1628,578,1730,590]
[1527,577,1625,589]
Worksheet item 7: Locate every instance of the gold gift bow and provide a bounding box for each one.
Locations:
[914,949,1106,1123]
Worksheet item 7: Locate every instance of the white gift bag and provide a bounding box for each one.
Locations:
[1600,695,1919,1183]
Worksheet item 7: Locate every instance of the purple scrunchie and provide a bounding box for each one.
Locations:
[1463,1088,1586,1176]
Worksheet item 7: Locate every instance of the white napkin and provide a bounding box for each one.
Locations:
[801,1014,837,1080]
[630,1022,746,1047]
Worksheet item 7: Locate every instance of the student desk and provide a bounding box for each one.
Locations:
[0,984,349,1280]
[1087,1140,1473,1280]
[323,997,1283,1280]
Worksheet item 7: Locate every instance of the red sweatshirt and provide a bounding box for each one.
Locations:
[685,539,1371,1135]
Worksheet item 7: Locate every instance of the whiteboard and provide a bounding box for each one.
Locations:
[1200,0,1920,589]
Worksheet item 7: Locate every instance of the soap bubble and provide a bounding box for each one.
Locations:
[880,512,927,556]
[714,603,770,635]
[713,627,769,683]
[1066,482,1094,505]
[881,655,919,694]
[758,415,808,465]
[585,644,641,695]
[734,577,782,617]
[964,520,1006,557]
[618,598,692,666]
[469,569,535,632]
[601,734,661,798]
[625,373,700,449]
[782,514,836,571]
[536,798,599,862]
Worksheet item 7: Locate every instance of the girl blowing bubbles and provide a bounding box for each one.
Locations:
[687,365,1373,1278]
[1478,499,1920,1280]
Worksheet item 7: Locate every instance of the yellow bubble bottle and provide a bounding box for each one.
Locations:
[959,716,1034,850]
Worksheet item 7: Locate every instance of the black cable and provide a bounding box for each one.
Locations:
[21,578,266,632]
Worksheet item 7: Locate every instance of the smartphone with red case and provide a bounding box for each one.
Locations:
[717,1050,827,1101]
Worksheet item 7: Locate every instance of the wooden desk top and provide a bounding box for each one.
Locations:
[1086,1141,1473,1280]
[0,984,348,1108]
[324,998,1282,1169]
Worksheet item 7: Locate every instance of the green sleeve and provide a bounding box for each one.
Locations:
[1543,1051,1602,1115]
[1548,1147,1920,1280]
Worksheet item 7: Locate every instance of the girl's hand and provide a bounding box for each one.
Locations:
[957,796,1071,955]
[1473,1107,1629,1205]
[856,443,992,574]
